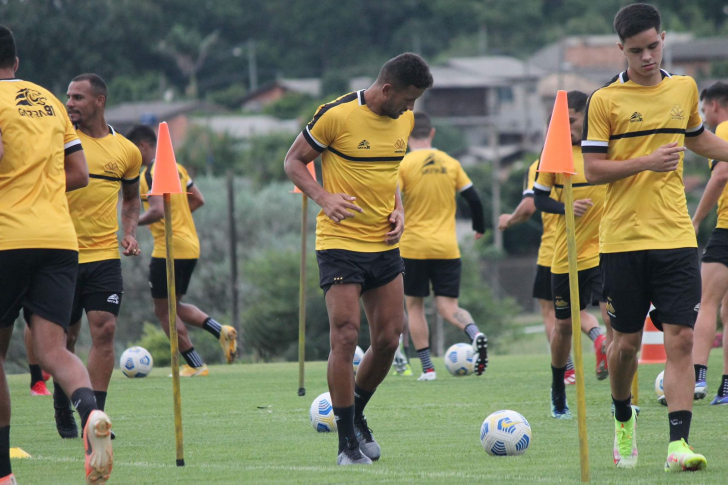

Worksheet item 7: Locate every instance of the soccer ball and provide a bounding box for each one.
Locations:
[310,392,337,433]
[120,346,153,378]
[655,370,665,398]
[353,346,365,375]
[444,343,474,376]
[480,410,532,456]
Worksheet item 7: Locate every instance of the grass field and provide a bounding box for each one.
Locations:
[9,351,728,484]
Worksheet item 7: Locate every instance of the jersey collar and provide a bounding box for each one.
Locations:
[357,90,366,106]
[620,69,671,84]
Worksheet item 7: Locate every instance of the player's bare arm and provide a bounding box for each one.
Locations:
[64,149,89,192]
[120,179,141,256]
[385,187,404,245]
[138,194,164,226]
[284,132,363,223]
[187,185,205,213]
[692,161,728,232]
[685,129,728,165]
[583,142,684,184]
[499,197,535,230]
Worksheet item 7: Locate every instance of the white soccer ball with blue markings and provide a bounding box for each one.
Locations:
[444,343,474,376]
[353,346,365,375]
[120,346,153,378]
[310,392,337,433]
[655,370,665,398]
[480,410,531,456]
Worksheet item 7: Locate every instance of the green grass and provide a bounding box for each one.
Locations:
[9,351,728,484]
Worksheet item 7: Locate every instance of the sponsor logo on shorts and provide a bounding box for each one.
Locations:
[107,294,120,304]
[694,303,700,312]
[333,276,343,284]
[554,297,569,309]
[606,298,616,317]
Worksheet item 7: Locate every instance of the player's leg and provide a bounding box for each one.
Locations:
[24,323,50,396]
[402,258,435,380]
[715,294,728,404]
[550,271,575,419]
[0,326,14,482]
[153,297,207,376]
[52,283,83,439]
[85,311,116,407]
[177,302,237,364]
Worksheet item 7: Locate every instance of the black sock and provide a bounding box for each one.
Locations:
[718,375,728,397]
[53,381,70,411]
[354,385,374,422]
[668,410,692,443]
[94,391,107,412]
[612,395,633,422]
[29,364,44,386]
[333,405,356,453]
[694,364,707,382]
[181,348,204,368]
[416,347,435,372]
[587,327,602,342]
[463,323,480,341]
[202,317,222,339]
[551,365,566,396]
[70,387,98,432]
[0,426,10,478]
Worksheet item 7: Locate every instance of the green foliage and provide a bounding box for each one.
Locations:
[176,124,241,175]
[107,72,166,105]
[261,92,315,119]
[432,123,468,156]
[321,70,351,97]
[238,132,298,186]
[205,84,248,109]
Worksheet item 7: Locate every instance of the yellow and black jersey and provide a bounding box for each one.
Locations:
[398,148,472,259]
[525,159,558,267]
[710,121,728,230]
[534,146,606,274]
[582,69,703,253]
[139,162,200,259]
[303,90,414,252]
[0,79,80,251]
[66,126,142,263]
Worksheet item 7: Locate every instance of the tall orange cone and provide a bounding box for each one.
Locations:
[291,162,317,194]
[148,122,184,195]
[639,309,667,364]
[538,90,576,175]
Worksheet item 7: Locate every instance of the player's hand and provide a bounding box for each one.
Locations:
[646,142,684,172]
[498,214,511,231]
[573,199,593,217]
[121,235,141,257]
[385,208,405,245]
[475,232,484,240]
[320,192,363,223]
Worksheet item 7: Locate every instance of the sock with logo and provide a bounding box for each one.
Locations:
[53,381,71,411]
[181,348,204,368]
[29,364,44,386]
[353,384,374,422]
[551,365,566,396]
[463,323,480,341]
[202,317,222,339]
[417,347,435,373]
[612,395,633,423]
[333,405,357,453]
[94,391,107,412]
[587,326,602,342]
[71,387,98,432]
[694,364,707,382]
[668,410,692,443]
[718,375,728,397]
[0,426,10,479]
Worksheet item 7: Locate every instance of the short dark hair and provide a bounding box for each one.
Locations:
[614,3,661,42]
[701,82,728,107]
[377,52,433,91]
[411,112,433,139]
[71,73,108,101]
[567,91,588,113]
[127,124,157,146]
[0,25,17,70]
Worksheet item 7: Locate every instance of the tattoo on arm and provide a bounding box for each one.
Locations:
[121,180,141,237]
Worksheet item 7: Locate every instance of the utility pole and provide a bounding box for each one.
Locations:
[248,39,258,92]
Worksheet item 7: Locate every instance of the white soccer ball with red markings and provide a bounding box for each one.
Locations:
[120,346,153,378]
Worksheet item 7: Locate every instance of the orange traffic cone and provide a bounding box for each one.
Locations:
[638,312,667,364]
[291,162,317,194]
[537,90,576,175]
[148,122,185,196]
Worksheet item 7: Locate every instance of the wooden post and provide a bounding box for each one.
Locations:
[227,172,240,334]
[298,194,308,396]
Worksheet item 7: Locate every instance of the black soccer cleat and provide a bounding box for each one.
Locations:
[472,333,489,376]
[337,437,372,465]
[55,408,79,439]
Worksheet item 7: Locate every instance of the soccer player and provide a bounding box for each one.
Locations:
[582,3,728,470]
[284,53,433,465]
[0,25,112,483]
[397,112,488,381]
[127,125,238,376]
[691,81,728,405]
[533,90,610,419]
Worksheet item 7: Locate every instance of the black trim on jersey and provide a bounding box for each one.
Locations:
[144,163,153,191]
[121,175,140,185]
[610,128,686,140]
[581,146,608,154]
[553,183,593,189]
[359,90,367,105]
[327,146,404,162]
[306,92,358,132]
[302,129,324,153]
[620,69,671,84]
[89,173,121,182]
[685,125,705,137]
[64,143,83,156]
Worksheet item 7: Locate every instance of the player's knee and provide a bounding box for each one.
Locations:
[613,334,640,358]
[92,318,116,346]
[330,321,358,353]
[553,318,572,336]
[371,332,399,356]
[665,326,693,356]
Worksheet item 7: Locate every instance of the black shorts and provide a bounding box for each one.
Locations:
[70,259,124,323]
[0,249,78,329]
[149,258,198,299]
[532,265,553,301]
[402,258,461,298]
[316,248,404,294]
[601,248,701,333]
[702,228,728,268]
[551,267,602,320]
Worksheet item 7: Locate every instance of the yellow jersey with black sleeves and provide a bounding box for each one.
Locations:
[139,162,200,259]
[398,148,472,259]
[711,121,728,230]
[526,159,558,267]
[66,126,142,263]
[303,90,414,252]
[582,70,703,253]
[534,146,606,274]
[0,79,80,251]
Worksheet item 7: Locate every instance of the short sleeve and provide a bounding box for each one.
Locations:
[534,160,555,191]
[122,145,142,182]
[710,122,728,169]
[685,78,705,138]
[303,104,342,152]
[523,160,538,196]
[62,109,82,156]
[455,162,472,192]
[177,164,193,189]
[581,91,610,154]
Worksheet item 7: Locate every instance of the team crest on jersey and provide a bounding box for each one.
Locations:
[15,88,46,107]
[104,162,120,174]
[629,112,643,123]
[422,155,447,175]
[357,140,370,150]
[670,105,684,120]
[394,137,406,153]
